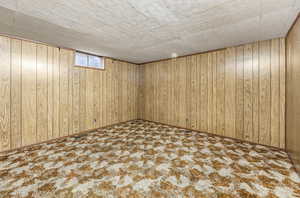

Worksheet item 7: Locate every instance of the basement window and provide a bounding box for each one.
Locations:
[75,51,104,69]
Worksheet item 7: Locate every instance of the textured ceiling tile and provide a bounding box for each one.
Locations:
[216,17,260,44]
[0,6,15,27]
[128,0,179,24]
[0,0,16,10]
[283,7,299,32]
[164,0,226,16]
[261,0,295,13]
[260,8,291,38]
[0,0,297,63]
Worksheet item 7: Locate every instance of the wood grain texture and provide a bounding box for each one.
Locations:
[252,42,260,143]
[68,51,74,134]
[211,52,218,134]
[270,39,280,147]
[259,40,271,146]
[243,44,253,142]
[72,68,80,133]
[47,46,54,139]
[79,68,87,131]
[0,36,11,151]
[190,56,198,130]
[140,38,285,148]
[138,66,145,119]
[86,69,94,129]
[0,34,286,152]
[36,44,48,142]
[200,54,208,131]
[22,41,37,146]
[195,56,201,131]
[178,57,187,127]
[236,46,244,139]
[286,16,300,174]
[10,39,22,149]
[225,47,236,138]
[186,57,192,129]
[279,38,285,149]
[59,49,70,136]
[216,51,225,135]
[0,35,139,152]
[53,48,60,138]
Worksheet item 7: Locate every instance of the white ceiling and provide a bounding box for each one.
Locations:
[0,0,299,64]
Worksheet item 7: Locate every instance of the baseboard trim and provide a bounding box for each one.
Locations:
[140,119,286,152]
[0,118,286,154]
[0,119,137,156]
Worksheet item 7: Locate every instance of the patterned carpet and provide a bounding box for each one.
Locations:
[0,120,300,198]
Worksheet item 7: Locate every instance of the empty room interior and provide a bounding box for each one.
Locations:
[1,0,300,197]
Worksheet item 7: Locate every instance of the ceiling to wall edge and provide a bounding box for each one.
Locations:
[1,12,299,66]
[139,12,300,65]
[0,32,138,66]
[286,12,300,39]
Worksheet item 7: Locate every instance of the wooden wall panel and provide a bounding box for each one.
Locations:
[252,42,259,143]
[0,35,139,152]
[138,66,145,119]
[211,52,218,134]
[200,54,208,131]
[85,69,94,129]
[102,63,108,126]
[207,53,214,133]
[244,44,253,142]
[286,15,300,174]
[190,56,198,130]
[279,39,286,149]
[59,49,70,136]
[79,69,86,131]
[111,61,117,124]
[53,48,60,138]
[98,69,104,127]
[68,51,74,134]
[72,68,80,133]
[259,40,271,146]
[93,70,101,127]
[270,39,280,147]
[178,57,187,127]
[186,57,192,129]
[224,47,236,138]
[195,56,201,131]
[0,36,11,151]
[36,44,48,142]
[10,39,22,149]
[236,46,244,139]
[117,61,122,123]
[22,41,37,146]
[216,51,225,135]
[47,47,54,139]
[140,38,286,148]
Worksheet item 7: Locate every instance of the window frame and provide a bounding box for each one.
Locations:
[74,51,105,70]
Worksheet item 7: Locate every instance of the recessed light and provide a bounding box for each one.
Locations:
[171,53,178,58]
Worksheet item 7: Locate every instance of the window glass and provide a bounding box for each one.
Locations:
[75,52,88,66]
[75,51,104,69]
[88,55,103,68]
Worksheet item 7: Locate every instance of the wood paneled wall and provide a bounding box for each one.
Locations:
[286,15,300,173]
[139,38,286,148]
[0,35,139,152]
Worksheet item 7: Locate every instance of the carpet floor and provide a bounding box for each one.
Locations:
[0,120,299,198]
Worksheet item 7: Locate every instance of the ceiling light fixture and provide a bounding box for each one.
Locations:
[171,53,178,58]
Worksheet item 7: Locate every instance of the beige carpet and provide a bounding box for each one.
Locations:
[0,120,299,198]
